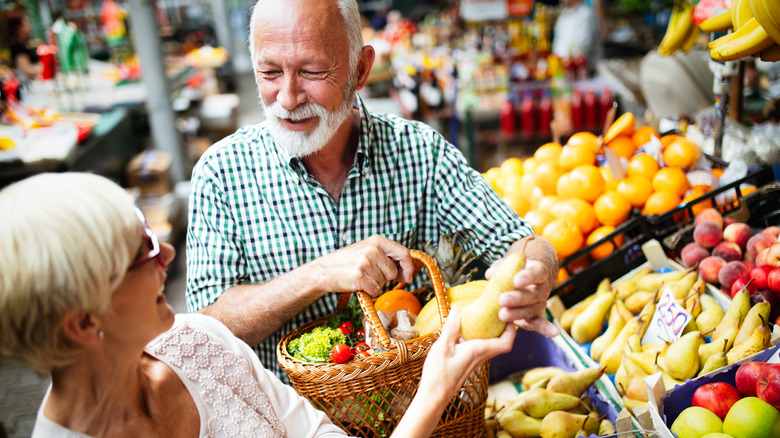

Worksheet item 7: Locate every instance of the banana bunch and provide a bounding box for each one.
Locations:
[658,2,700,56]
[700,0,780,62]
[485,366,616,438]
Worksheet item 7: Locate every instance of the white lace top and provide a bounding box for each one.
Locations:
[32,314,348,437]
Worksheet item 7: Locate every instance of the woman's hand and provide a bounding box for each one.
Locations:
[419,307,516,404]
[392,308,515,438]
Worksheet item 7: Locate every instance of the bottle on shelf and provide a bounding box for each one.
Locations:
[538,89,552,138]
[520,91,536,138]
[583,88,598,133]
[571,87,583,132]
[500,97,516,138]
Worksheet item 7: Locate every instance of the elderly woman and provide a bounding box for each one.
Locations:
[0,172,515,438]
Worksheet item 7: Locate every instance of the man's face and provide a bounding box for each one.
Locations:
[252,1,357,157]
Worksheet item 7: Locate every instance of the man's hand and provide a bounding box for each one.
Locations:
[485,237,560,338]
[309,234,415,297]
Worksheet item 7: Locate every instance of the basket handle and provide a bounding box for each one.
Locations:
[336,250,450,349]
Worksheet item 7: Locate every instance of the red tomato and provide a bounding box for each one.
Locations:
[355,329,365,341]
[330,343,352,363]
[338,321,355,335]
[353,341,370,353]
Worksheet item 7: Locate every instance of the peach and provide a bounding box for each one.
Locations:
[724,217,737,228]
[764,226,780,240]
[699,256,727,285]
[744,260,756,272]
[712,241,742,262]
[694,208,724,229]
[718,260,751,291]
[767,242,780,268]
[693,220,723,249]
[747,232,776,261]
[723,222,755,250]
[757,247,771,266]
[681,242,710,267]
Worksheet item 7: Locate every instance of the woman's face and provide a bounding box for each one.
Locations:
[101,221,176,350]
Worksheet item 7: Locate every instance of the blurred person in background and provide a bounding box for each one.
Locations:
[187,0,560,382]
[551,0,603,73]
[0,172,516,438]
[6,11,42,82]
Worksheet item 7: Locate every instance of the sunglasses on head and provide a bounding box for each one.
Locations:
[128,208,163,271]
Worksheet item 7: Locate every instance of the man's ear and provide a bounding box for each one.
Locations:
[354,45,376,91]
[61,311,102,345]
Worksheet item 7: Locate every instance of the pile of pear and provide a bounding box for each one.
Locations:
[485,366,616,438]
[558,268,775,415]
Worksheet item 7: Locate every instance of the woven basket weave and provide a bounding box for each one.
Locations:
[277,250,489,437]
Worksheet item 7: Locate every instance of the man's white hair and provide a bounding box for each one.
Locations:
[248,0,364,71]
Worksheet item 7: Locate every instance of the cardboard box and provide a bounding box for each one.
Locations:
[127,149,173,197]
[647,344,780,438]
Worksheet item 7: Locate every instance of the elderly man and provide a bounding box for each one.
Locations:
[186,0,559,381]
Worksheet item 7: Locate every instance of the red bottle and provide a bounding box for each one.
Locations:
[571,87,583,132]
[599,87,614,130]
[538,89,552,138]
[583,89,598,132]
[520,91,535,138]
[501,98,516,138]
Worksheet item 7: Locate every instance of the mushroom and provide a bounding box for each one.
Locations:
[390,310,418,341]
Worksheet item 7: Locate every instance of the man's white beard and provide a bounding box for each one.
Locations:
[260,90,355,158]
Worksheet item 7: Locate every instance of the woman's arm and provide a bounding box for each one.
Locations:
[15,52,42,79]
[391,308,516,438]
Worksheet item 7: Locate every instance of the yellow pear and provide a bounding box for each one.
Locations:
[635,269,689,292]
[560,294,597,332]
[624,290,654,314]
[571,292,615,344]
[734,302,771,345]
[662,331,703,380]
[727,321,772,364]
[520,388,582,418]
[461,251,525,340]
[712,289,750,340]
[695,294,725,334]
[520,366,565,391]
[498,408,542,438]
[600,315,641,374]
[591,304,627,362]
[546,367,605,397]
[539,411,598,438]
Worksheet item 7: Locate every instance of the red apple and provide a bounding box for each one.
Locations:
[736,361,770,397]
[731,277,759,297]
[751,265,774,290]
[769,267,780,293]
[766,242,780,268]
[757,364,780,410]
[691,382,743,420]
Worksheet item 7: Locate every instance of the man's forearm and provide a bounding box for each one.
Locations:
[198,267,327,346]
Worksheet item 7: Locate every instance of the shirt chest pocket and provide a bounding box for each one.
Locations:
[378,224,418,248]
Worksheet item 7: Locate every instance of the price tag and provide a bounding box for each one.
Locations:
[641,286,693,344]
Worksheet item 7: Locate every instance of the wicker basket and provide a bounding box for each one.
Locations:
[277,250,489,437]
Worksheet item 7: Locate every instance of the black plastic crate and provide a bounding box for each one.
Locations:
[662,181,780,261]
[646,164,777,244]
[552,214,651,307]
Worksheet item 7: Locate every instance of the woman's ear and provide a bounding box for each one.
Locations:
[61,311,102,345]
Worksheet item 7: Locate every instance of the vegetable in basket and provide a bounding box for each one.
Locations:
[288,326,347,363]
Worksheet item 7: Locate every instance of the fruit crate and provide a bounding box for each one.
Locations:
[552,214,652,308]
[662,180,780,262]
[646,344,780,438]
[488,325,650,436]
[646,164,778,250]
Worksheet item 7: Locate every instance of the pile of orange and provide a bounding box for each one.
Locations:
[482,112,721,270]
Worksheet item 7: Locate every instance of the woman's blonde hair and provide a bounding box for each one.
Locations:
[0,173,140,374]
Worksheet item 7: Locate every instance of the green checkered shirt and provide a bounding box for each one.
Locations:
[186,94,533,381]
